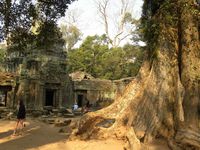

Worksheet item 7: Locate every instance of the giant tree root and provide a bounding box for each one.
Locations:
[69,63,154,149]
[175,128,200,149]
[69,1,200,149]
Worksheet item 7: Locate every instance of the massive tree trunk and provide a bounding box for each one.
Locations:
[73,0,200,149]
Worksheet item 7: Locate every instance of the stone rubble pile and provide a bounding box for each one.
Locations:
[0,107,16,120]
[0,106,82,135]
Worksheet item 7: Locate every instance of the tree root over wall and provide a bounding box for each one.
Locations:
[70,1,200,149]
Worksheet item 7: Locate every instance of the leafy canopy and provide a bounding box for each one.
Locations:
[67,35,144,80]
[0,0,76,52]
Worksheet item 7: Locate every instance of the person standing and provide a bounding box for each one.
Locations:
[13,100,26,135]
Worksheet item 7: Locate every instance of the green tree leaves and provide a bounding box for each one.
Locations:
[60,24,82,51]
[0,0,76,46]
[67,35,144,80]
[0,44,6,71]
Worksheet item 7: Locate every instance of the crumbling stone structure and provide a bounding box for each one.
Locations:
[1,43,133,111]
[0,72,16,108]
[5,43,69,110]
[68,71,134,108]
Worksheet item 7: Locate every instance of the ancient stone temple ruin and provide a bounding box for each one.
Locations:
[0,44,133,111]
[68,71,134,108]
[0,72,15,107]
[4,42,68,110]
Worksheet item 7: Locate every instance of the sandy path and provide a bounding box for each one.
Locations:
[0,119,124,150]
[0,118,170,150]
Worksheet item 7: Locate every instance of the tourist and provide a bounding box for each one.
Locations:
[72,102,78,113]
[13,100,26,136]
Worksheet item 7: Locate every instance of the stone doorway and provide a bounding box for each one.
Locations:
[0,91,6,107]
[75,90,87,107]
[77,94,84,107]
[45,89,56,106]
[0,86,12,107]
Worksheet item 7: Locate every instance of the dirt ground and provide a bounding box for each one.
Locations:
[0,119,124,150]
[0,118,170,150]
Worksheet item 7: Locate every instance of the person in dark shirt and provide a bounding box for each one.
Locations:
[13,100,26,135]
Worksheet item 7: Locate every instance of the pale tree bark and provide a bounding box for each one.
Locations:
[72,0,200,149]
[96,0,109,36]
[174,0,200,147]
[95,0,136,47]
[60,9,82,51]
[112,0,129,46]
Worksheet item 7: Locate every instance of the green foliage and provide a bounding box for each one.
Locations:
[7,27,35,55]
[60,24,82,50]
[0,0,76,51]
[140,0,164,58]
[122,12,133,23]
[0,45,6,63]
[37,0,74,21]
[35,21,64,50]
[67,35,144,80]
[0,0,35,41]
[140,0,180,59]
[0,45,6,71]
[67,35,109,77]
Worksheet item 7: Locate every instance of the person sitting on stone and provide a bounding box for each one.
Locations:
[72,102,78,113]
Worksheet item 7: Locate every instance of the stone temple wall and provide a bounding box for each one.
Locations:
[67,73,134,108]
[3,45,134,111]
[5,42,70,110]
[15,52,68,110]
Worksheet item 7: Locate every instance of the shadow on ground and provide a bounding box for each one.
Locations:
[0,119,70,150]
[0,130,13,139]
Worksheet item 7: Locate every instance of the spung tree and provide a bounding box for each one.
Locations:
[72,0,200,149]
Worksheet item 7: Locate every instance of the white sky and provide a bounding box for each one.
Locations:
[58,0,144,45]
